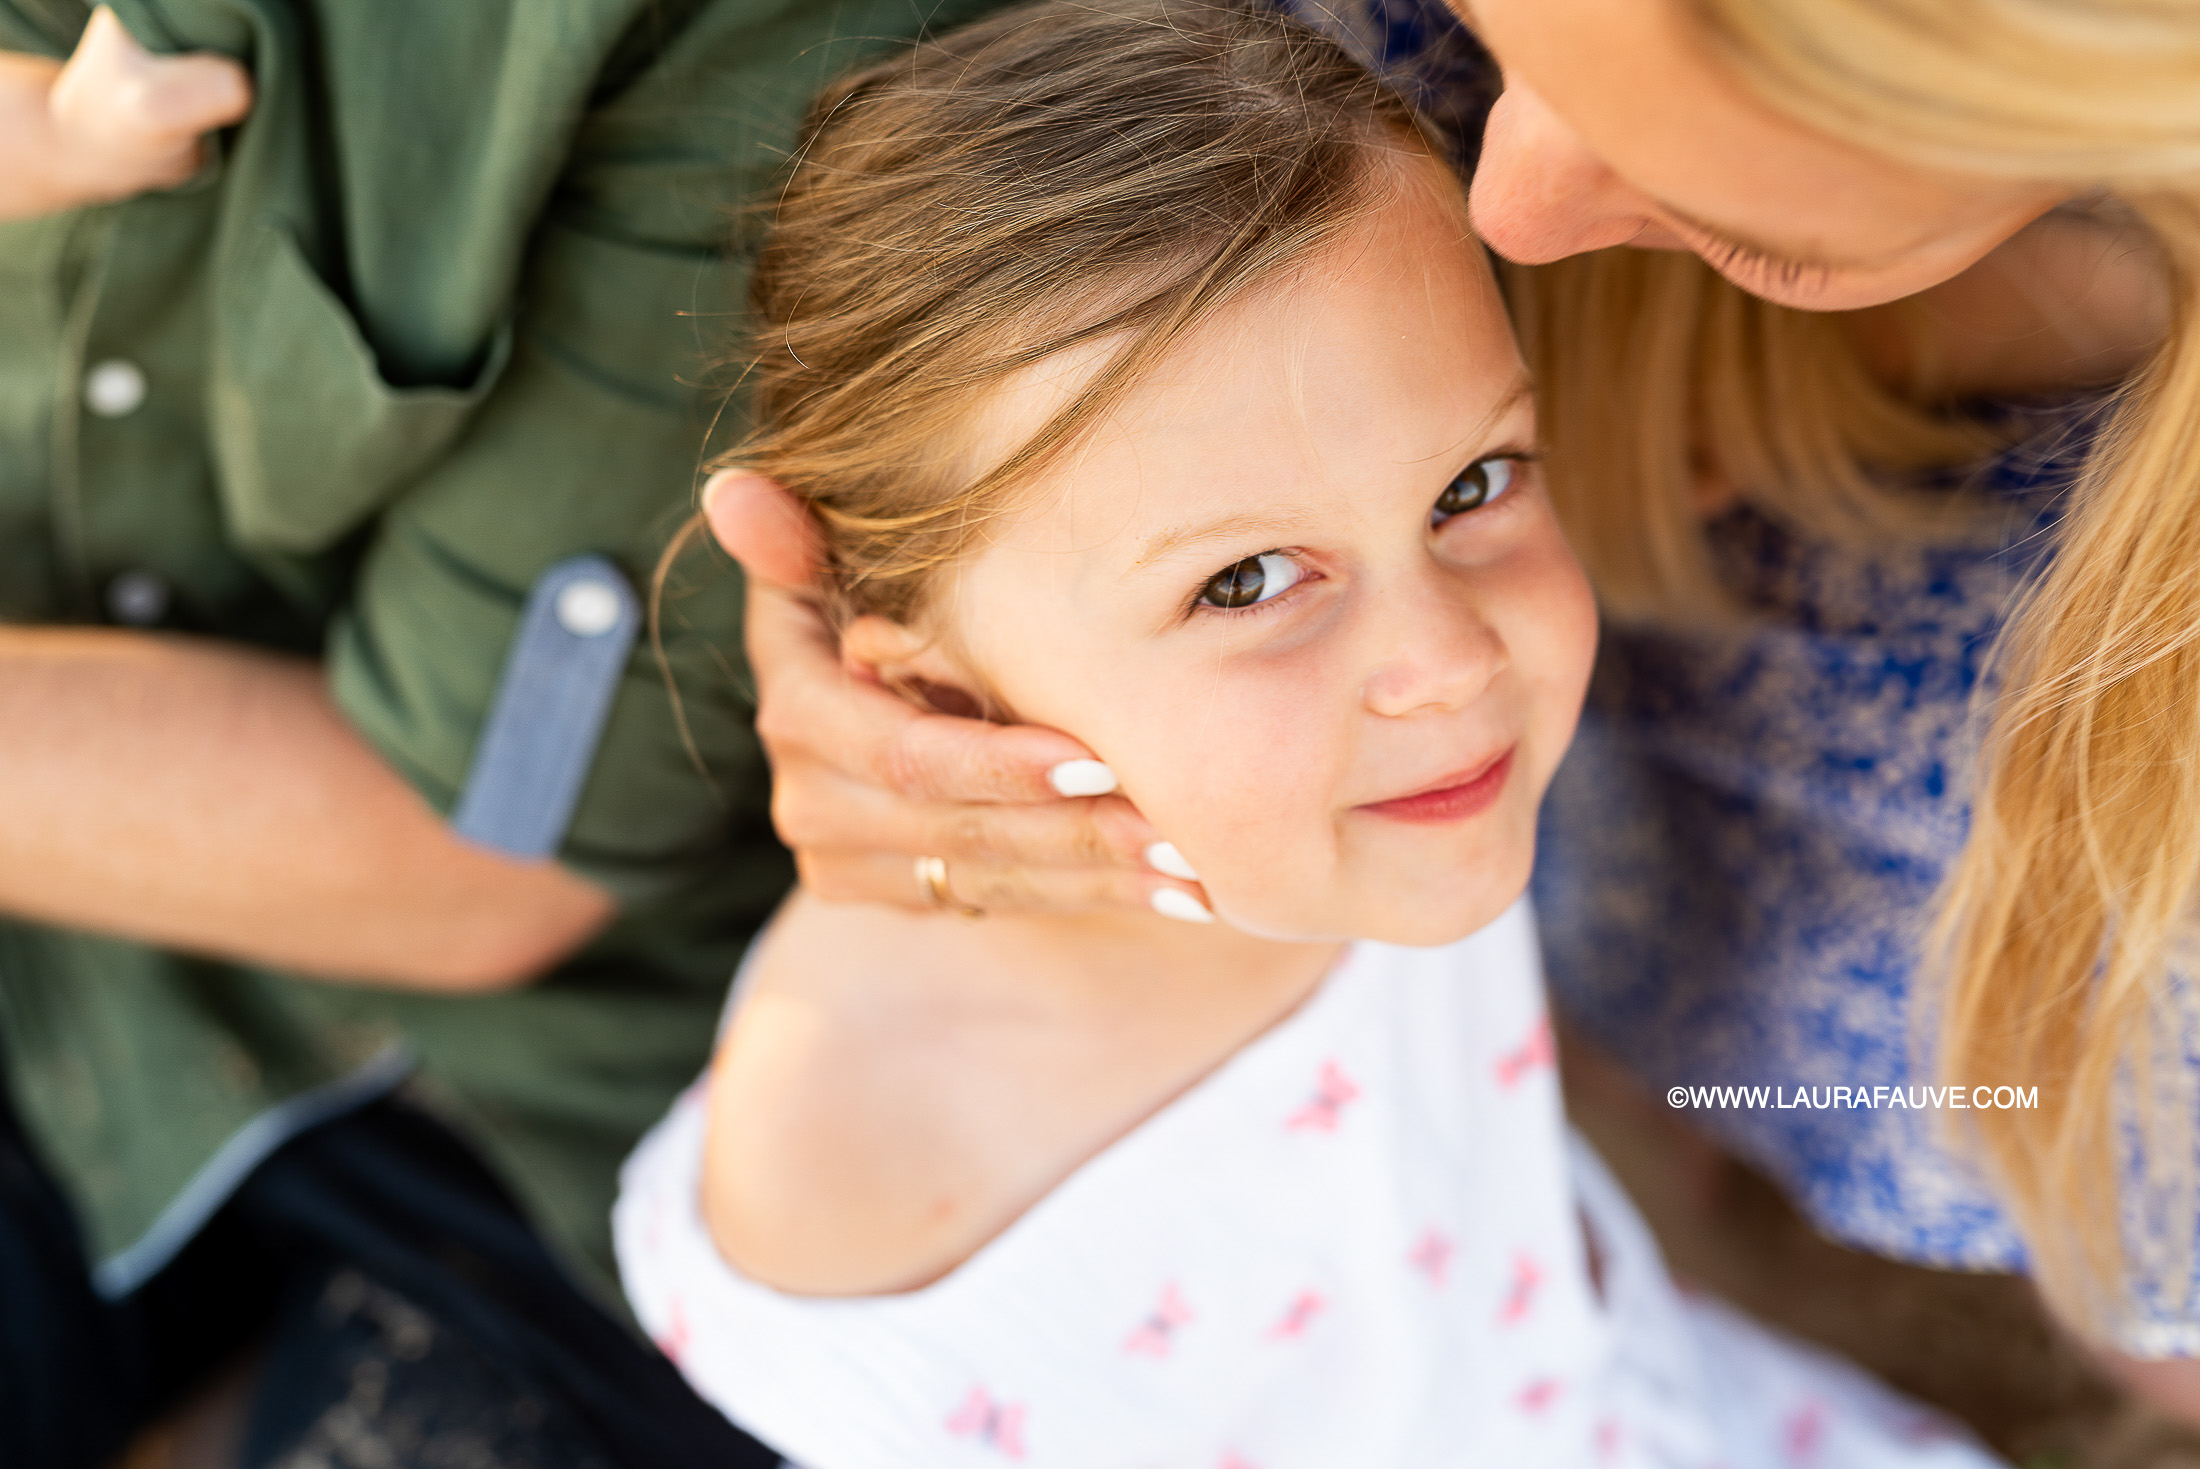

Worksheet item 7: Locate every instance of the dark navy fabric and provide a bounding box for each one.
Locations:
[0,1061,775,1469]
[1532,405,2102,1287]
[0,1053,153,1469]
[1285,0,1496,169]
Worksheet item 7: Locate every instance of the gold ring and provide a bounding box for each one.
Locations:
[914,855,985,919]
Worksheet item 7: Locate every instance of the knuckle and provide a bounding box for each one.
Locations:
[940,808,1004,863]
[768,782,815,844]
[114,76,160,128]
[962,865,1037,912]
[789,848,835,893]
[1102,872,1155,915]
[1055,797,1145,868]
[750,696,804,757]
[1071,809,1122,867]
[794,851,879,906]
[878,728,937,801]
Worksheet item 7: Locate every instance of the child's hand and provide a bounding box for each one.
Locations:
[1,7,251,221]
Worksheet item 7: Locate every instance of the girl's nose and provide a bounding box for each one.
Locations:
[1469,81,1655,264]
[1359,583,1508,720]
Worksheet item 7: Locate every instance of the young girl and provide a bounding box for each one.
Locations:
[615,3,2008,1463]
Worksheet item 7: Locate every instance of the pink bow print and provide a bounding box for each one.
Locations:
[1407,1228,1455,1287]
[1285,1060,1361,1131]
[1495,1016,1555,1089]
[1124,1282,1196,1358]
[1783,1398,1827,1464]
[945,1387,1028,1459]
[1265,1289,1328,1342]
[1497,1250,1544,1326]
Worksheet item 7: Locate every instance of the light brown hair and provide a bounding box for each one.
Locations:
[1508,0,2200,1340]
[707,0,1442,629]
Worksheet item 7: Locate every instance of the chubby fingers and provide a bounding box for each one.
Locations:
[49,8,254,197]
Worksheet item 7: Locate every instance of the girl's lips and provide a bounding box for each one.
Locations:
[1356,748,1515,825]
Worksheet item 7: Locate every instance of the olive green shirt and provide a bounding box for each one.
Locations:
[0,0,981,1295]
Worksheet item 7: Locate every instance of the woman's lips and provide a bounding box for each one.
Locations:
[1356,748,1515,825]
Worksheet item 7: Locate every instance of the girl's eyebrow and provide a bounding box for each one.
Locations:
[1134,510,1317,571]
[1133,374,1537,570]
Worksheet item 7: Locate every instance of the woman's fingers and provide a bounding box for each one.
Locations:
[703,471,824,590]
[796,848,1211,921]
[745,572,1104,807]
[719,474,1174,919]
[772,763,1156,871]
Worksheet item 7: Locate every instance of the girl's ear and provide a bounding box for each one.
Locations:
[842,616,994,722]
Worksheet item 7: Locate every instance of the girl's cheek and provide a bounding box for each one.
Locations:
[1111,665,1341,887]
[1524,536,1600,712]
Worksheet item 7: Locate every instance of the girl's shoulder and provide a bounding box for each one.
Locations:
[697,900,1048,1297]
[695,897,1550,1301]
[694,894,1344,1298]
[700,1003,992,1296]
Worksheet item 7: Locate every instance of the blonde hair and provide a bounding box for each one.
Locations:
[706,0,1437,629]
[1511,0,2200,1339]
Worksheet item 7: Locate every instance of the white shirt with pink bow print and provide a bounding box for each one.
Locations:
[615,903,2006,1469]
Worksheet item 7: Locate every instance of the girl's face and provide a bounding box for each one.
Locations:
[1460,0,2069,310]
[874,163,1597,946]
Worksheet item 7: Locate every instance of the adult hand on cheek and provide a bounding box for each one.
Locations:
[703,471,1213,920]
[0,6,252,222]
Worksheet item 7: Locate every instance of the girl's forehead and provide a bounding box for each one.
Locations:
[975,213,1524,568]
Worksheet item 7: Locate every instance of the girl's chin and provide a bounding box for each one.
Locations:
[1356,904,1522,949]
[1212,887,1527,950]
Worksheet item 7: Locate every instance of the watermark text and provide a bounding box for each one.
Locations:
[1664,1084,2038,1111]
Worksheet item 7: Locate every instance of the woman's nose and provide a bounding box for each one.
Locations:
[1469,81,1655,264]
[1359,585,1508,720]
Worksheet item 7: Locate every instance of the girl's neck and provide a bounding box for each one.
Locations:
[712,893,1349,1297]
[1844,202,2170,403]
[759,889,1349,1049]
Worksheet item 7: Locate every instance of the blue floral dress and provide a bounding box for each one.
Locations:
[1529,411,2089,1274]
[1521,390,2200,1356]
[1297,0,2192,1351]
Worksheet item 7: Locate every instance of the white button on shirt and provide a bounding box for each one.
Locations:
[84,360,149,419]
[106,570,171,626]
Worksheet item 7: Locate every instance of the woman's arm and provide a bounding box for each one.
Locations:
[0,628,612,990]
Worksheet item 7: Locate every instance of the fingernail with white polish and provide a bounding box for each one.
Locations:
[1144,841,1200,881]
[1150,888,1215,924]
[1048,759,1118,797]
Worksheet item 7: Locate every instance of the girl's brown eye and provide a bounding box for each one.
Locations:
[1433,456,1518,523]
[1197,552,1302,610]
